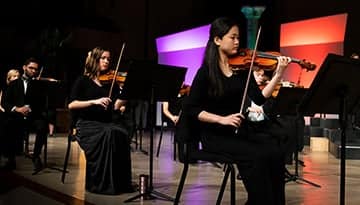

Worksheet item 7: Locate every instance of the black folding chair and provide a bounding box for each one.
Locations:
[61,126,78,183]
[156,103,177,160]
[173,112,238,205]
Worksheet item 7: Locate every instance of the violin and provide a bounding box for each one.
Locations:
[36,67,60,83]
[178,84,191,96]
[229,48,316,72]
[99,70,127,85]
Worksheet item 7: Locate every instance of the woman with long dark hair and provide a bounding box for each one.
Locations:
[183,17,290,204]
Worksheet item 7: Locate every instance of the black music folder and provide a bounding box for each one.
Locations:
[121,60,187,102]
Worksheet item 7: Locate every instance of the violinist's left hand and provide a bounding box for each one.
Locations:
[114,99,127,112]
[274,56,291,77]
[119,105,126,113]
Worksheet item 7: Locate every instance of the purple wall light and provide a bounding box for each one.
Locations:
[156,24,210,85]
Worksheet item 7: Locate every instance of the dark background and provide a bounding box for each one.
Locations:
[0,0,359,108]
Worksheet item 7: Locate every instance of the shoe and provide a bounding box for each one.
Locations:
[32,157,43,172]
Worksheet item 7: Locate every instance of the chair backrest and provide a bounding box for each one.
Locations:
[174,109,201,163]
[175,112,200,144]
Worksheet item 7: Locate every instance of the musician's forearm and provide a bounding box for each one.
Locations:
[68,100,95,110]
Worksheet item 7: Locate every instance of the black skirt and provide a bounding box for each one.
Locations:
[76,119,133,195]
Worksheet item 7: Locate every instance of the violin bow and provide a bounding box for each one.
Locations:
[235,26,262,134]
[239,26,262,115]
[108,43,126,98]
[37,66,44,80]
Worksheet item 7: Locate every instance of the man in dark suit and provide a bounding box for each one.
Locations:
[1,57,48,172]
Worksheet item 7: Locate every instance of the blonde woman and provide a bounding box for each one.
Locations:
[0,69,20,112]
[6,69,20,85]
[0,69,20,170]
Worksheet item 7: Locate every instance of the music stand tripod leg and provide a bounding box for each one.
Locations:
[32,134,65,175]
[285,115,321,188]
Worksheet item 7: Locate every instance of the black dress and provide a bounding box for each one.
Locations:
[184,67,285,205]
[69,76,133,195]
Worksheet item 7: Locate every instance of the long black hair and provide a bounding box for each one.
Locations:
[202,17,238,97]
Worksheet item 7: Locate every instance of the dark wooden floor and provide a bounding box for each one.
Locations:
[1,131,360,205]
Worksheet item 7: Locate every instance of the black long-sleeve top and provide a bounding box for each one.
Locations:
[69,76,120,123]
[184,66,266,135]
[2,78,48,118]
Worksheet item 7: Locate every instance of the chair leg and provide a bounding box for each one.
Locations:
[43,135,48,166]
[223,163,228,172]
[139,129,143,150]
[24,131,30,157]
[174,162,189,205]
[156,124,164,157]
[229,164,236,205]
[132,127,138,149]
[173,137,177,161]
[216,163,232,205]
[61,135,72,183]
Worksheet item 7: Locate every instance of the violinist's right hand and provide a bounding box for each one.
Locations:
[93,97,112,109]
[171,115,180,125]
[219,113,244,128]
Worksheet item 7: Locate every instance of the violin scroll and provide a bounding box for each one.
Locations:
[296,59,316,71]
[179,84,191,96]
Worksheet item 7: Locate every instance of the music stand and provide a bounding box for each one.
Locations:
[27,79,65,175]
[121,60,187,202]
[271,87,321,188]
[298,53,360,205]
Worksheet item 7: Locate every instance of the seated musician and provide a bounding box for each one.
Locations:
[183,17,291,205]
[161,84,192,162]
[248,67,305,165]
[183,17,290,205]
[68,47,134,194]
[162,84,190,126]
[1,59,49,172]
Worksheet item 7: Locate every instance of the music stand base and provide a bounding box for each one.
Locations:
[124,189,175,203]
[32,163,65,175]
[285,169,321,188]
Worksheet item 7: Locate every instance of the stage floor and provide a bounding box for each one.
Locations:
[1,130,360,205]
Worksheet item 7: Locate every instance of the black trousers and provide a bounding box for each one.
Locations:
[4,114,48,159]
[201,121,285,205]
[0,112,7,158]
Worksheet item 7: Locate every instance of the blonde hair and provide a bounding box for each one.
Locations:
[6,69,20,85]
